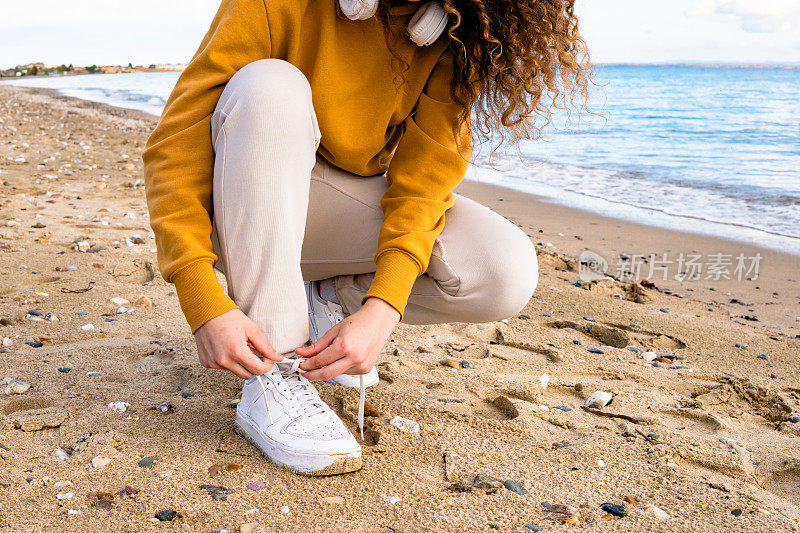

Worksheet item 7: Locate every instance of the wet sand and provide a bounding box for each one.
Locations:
[1,85,799,532]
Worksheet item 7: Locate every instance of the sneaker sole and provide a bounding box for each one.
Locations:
[235,414,362,476]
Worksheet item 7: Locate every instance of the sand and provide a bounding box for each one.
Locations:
[1,85,799,532]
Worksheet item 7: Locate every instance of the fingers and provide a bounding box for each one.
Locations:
[246,323,283,362]
[225,361,255,380]
[295,324,338,357]
[240,346,275,376]
[300,340,346,372]
[303,356,352,382]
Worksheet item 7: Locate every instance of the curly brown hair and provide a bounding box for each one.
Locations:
[371,0,592,158]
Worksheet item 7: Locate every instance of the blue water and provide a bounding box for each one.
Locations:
[4,67,799,254]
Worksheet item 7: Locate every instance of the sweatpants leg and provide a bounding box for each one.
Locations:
[210,59,321,355]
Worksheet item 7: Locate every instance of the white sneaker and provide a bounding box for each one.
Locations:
[305,280,379,388]
[235,358,362,475]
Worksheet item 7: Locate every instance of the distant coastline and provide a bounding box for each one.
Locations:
[0,62,185,79]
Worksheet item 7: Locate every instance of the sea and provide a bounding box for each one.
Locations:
[3,66,799,255]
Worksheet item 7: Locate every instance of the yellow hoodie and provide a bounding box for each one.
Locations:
[143,0,472,333]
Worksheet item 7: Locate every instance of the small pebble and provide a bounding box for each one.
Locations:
[138,456,158,468]
[659,308,669,313]
[56,492,74,500]
[645,504,670,520]
[389,415,419,433]
[553,406,572,412]
[2,378,31,395]
[587,348,604,354]
[731,508,742,517]
[200,484,233,501]
[108,401,130,413]
[156,402,175,413]
[503,480,526,495]
[460,360,473,369]
[600,502,627,517]
[53,448,70,461]
[247,481,266,491]
[387,496,402,504]
[585,391,613,409]
[57,367,71,373]
[583,316,595,322]
[540,374,549,390]
[473,474,502,491]
[280,506,291,515]
[320,496,344,505]
[155,509,177,521]
[525,525,541,532]
[91,455,111,469]
[133,295,152,307]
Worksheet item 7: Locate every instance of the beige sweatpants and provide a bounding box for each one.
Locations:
[210,59,539,354]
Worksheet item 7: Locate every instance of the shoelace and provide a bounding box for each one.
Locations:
[256,358,326,422]
[256,357,366,440]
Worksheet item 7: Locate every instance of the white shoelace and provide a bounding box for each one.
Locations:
[256,357,366,439]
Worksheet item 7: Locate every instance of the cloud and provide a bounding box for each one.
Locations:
[712,0,800,33]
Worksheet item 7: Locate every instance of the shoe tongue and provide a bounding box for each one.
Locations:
[273,359,327,418]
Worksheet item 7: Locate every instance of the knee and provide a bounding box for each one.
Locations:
[473,225,539,322]
[219,59,313,118]
[214,59,320,147]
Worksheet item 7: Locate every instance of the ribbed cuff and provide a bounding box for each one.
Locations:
[362,250,421,321]
[172,261,239,333]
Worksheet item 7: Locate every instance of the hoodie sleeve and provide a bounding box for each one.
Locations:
[361,51,473,318]
[142,0,271,333]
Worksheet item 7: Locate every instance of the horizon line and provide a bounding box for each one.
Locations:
[3,60,799,70]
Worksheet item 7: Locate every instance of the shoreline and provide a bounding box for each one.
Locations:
[7,83,800,257]
[2,85,800,531]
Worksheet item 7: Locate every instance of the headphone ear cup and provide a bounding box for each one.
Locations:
[339,0,379,20]
[407,1,449,46]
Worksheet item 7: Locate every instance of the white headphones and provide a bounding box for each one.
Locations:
[339,0,450,46]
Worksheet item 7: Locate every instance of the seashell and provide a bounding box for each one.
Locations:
[585,391,613,409]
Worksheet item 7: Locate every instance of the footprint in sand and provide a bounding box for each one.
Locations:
[545,319,686,351]
[1,396,67,431]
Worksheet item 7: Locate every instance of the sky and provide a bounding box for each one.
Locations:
[2,0,799,68]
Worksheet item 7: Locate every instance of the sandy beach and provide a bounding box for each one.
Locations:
[1,85,799,532]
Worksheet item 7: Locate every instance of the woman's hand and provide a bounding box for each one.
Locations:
[194,309,284,379]
[297,297,400,381]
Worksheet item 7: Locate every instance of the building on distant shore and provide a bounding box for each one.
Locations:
[150,64,186,71]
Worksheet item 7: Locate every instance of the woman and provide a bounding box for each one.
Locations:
[143,0,589,475]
